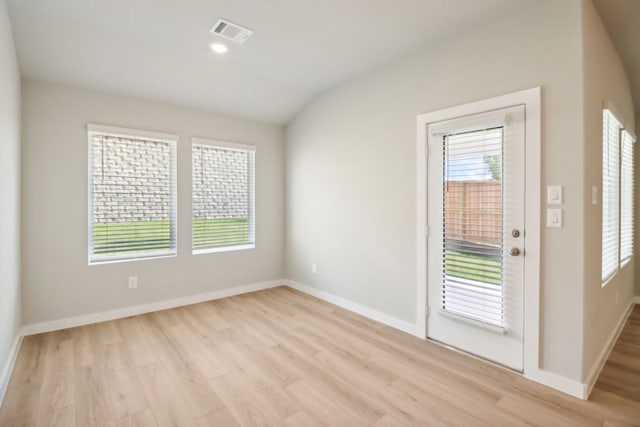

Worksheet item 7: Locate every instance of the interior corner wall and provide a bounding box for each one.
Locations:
[581,0,636,382]
[21,81,285,325]
[0,0,22,379]
[286,0,586,381]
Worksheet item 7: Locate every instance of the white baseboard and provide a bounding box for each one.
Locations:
[634,295,640,304]
[583,300,635,399]
[286,279,593,399]
[0,330,24,407]
[10,277,634,404]
[526,368,587,399]
[286,279,421,337]
[22,279,285,336]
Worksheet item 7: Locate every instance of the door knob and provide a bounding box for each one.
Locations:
[509,247,520,256]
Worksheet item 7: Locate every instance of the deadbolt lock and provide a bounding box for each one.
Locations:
[511,229,520,238]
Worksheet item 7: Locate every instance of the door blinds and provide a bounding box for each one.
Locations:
[441,127,505,327]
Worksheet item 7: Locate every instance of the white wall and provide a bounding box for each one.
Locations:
[21,81,285,324]
[0,0,22,384]
[286,0,587,381]
[581,0,636,382]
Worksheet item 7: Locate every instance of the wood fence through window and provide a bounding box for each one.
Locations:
[444,181,502,247]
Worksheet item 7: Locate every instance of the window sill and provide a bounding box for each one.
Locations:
[602,271,617,288]
[193,244,255,255]
[89,252,177,265]
[602,255,635,287]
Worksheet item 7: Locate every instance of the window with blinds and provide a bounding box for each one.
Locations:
[602,110,621,282]
[441,127,504,327]
[621,129,635,264]
[88,125,177,264]
[192,139,255,253]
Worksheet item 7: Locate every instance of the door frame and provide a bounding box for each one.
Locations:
[416,87,541,377]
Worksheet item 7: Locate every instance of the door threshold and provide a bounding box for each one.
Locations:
[425,336,523,374]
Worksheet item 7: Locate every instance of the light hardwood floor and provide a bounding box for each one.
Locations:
[0,287,638,427]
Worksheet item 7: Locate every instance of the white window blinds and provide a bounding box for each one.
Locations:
[88,125,178,263]
[441,127,505,327]
[192,139,255,253]
[621,129,635,264]
[602,109,622,282]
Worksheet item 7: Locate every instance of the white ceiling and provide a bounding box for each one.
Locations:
[592,0,640,121]
[7,0,541,124]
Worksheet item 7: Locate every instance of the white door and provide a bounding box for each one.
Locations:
[427,105,525,371]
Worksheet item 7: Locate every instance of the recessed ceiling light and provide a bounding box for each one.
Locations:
[209,43,228,54]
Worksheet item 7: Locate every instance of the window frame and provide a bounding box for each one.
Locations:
[87,124,178,265]
[191,137,256,255]
[620,128,636,265]
[601,107,635,286]
[601,109,621,283]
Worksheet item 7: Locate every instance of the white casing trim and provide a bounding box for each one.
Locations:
[416,87,542,377]
[286,280,420,337]
[583,300,636,398]
[22,279,284,336]
[0,330,24,407]
[191,137,256,152]
[87,123,178,142]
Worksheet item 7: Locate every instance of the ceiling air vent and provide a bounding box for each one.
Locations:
[209,18,253,44]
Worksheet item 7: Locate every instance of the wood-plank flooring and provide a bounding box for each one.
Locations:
[0,287,638,427]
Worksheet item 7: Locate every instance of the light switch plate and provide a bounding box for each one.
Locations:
[547,185,563,205]
[591,186,598,205]
[547,208,563,228]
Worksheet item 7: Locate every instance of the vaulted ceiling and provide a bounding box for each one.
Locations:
[592,0,640,123]
[7,0,541,124]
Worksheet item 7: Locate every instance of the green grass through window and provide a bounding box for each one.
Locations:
[92,218,249,256]
[193,218,249,249]
[444,249,502,284]
[93,220,172,255]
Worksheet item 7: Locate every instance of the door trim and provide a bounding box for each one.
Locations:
[416,87,541,377]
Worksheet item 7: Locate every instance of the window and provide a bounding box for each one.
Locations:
[88,125,177,263]
[192,138,255,253]
[602,108,635,283]
[621,129,635,264]
[602,109,621,282]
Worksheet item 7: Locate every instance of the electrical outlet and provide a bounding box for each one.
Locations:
[312,263,317,274]
[128,276,138,289]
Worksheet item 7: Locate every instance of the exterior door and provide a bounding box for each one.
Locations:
[427,105,525,371]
